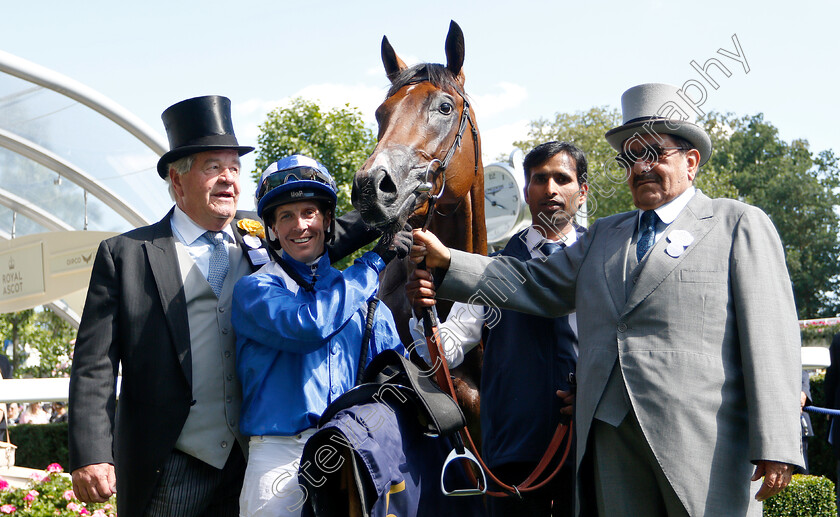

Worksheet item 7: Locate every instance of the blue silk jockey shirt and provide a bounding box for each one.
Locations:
[232,250,406,437]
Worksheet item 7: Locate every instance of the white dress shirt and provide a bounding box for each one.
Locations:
[636,185,696,243]
[170,206,236,281]
[409,225,579,367]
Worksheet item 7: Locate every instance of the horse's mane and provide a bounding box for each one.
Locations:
[386,63,464,98]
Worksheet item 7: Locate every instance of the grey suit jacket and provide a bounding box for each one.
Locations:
[439,191,803,515]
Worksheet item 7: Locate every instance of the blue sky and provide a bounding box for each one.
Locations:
[4,0,838,214]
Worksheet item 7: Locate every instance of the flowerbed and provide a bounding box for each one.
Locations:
[0,464,116,516]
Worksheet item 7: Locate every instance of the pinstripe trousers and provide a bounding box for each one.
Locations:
[144,443,246,517]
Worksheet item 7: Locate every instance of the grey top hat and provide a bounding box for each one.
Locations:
[605,83,712,166]
[156,95,254,179]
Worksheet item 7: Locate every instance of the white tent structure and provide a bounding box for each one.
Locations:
[0,50,170,328]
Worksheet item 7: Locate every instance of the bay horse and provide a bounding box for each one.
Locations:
[351,20,487,431]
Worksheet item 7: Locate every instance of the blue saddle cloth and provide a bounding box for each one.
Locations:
[299,351,483,517]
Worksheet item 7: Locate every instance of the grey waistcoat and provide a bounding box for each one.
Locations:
[172,241,248,468]
[592,231,644,427]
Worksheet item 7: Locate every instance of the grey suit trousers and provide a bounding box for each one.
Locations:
[591,413,688,516]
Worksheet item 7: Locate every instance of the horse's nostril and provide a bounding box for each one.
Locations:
[378,172,397,195]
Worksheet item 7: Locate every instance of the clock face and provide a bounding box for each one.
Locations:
[484,164,522,243]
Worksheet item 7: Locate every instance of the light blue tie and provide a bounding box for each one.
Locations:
[636,210,659,261]
[205,231,229,297]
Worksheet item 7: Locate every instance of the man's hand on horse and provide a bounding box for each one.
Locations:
[410,229,451,269]
[406,269,437,316]
[374,224,413,264]
[556,389,575,416]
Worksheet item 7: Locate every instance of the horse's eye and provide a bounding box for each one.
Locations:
[438,102,453,115]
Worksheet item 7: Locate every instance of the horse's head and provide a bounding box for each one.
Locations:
[352,21,481,233]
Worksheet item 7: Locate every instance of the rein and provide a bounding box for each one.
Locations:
[422,303,573,498]
[411,82,573,499]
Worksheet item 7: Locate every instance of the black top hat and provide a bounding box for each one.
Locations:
[156,95,254,179]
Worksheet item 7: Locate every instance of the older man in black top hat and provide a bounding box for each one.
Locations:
[68,96,378,516]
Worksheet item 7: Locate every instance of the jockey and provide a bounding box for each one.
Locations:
[231,154,409,517]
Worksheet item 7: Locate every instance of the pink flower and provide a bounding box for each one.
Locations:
[23,489,38,502]
[29,471,48,483]
[46,463,63,474]
[66,502,80,512]
[92,510,106,517]
[63,489,76,500]
[0,478,8,490]
[103,504,113,510]
[0,505,15,514]
[79,508,91,515]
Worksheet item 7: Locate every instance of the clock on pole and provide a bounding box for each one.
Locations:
[484,150,529,246]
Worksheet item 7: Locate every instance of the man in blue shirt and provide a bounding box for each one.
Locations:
[232,155,408,517]
[407,141,588,516]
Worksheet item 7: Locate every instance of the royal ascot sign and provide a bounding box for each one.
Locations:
[0,231,116,314]
[0,242,43,298]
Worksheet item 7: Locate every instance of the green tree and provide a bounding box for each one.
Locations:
[514,106,737,221]
[514,106,633,220]
[253,97,377,218]
[517,107,840,318]
[253,97,379,269]
[704,113,840,318]
[0,308,76,378]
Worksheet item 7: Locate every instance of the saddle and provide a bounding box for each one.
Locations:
[299,350,482,517]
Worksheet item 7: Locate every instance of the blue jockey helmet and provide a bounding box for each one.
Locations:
[255,155,339,224]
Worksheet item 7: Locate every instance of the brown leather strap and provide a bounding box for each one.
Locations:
[413,83,570,497]
[423,316,572,497]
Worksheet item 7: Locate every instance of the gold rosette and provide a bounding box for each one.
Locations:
[237,218,266,239]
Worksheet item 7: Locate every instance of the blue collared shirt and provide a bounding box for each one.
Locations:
[232,250,405,437]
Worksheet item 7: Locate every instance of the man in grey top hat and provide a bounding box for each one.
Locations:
[68,96,379,516]
[409,83,802,515]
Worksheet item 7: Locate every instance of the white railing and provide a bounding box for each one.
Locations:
[0,377,121,403]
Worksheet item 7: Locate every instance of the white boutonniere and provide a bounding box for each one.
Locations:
[665,230,694,258]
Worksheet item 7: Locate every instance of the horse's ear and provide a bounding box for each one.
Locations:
[444,20,465,79]
[382,35,407,84]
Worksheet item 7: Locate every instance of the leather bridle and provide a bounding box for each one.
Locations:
[415,87,479,231]
[409,80,573,499]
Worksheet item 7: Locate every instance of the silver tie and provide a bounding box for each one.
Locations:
[206,231,229,298]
